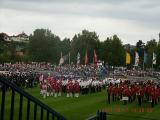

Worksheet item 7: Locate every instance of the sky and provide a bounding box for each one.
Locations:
[0,0,160,45]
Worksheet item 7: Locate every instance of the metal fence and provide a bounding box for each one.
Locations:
[0,77,66,120]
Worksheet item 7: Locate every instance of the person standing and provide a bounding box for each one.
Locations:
[107,83,113,104]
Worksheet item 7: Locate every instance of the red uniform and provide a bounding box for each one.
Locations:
[123,87,131,97]
[107,85,113,94]
[54,82,59,92]
[67,81,73,93]
[151,89,157,100]
[74,82,81,93]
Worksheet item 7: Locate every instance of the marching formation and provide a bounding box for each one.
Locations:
[107,80,160,107]
[39,74,107,98]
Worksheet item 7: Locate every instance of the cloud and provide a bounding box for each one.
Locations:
[0,0,159,44]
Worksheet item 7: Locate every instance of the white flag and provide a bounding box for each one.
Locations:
[135,52,139,66]
[77,52,80,64]
[59,58,64,65]
[153,52,156,65]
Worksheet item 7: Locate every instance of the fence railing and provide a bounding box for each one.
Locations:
[87,111,106,120]
[0,77,66,120]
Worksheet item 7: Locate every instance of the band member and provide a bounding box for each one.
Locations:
[107,83,113,104]
[74,81,81,97]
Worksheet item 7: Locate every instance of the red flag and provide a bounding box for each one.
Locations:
[85,50,88,65]
[93,50,98,64]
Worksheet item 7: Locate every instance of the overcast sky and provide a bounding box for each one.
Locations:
[0,0,160,45]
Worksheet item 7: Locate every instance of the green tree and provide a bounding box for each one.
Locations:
[103,35,125,66]
[145,39,157,68]
[135,40,145,67]
[60,38,71,55]
[70,29,99,64]
[28,29,61,63]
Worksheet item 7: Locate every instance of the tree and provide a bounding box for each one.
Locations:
[145,39,157,68]
[103,35,125,66]
[28,29,61,63]
[60,38,71,55]
[70,29,99,64]
[135,40,145,67]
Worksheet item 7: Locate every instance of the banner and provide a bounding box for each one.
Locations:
[59,52,69,65]
[85,50,88,65]
[144,51,148,64]
[153,52,156,65]
[93,50,98,64]
[135,52,139,66]
[77,52,80,64]
[126,52,131,65]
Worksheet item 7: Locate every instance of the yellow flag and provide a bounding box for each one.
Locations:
[126,52,131,65]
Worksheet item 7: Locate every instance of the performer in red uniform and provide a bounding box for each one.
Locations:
[107,83,113,104]
[74,81,81,97]
[42,79,47,98]
[54,81,59,98]
[39,74,44,94]
[151,86,158,107]
[58,80,62,97]
[137,86,145,106]
[122,85,130,104]
[66,80,73,97]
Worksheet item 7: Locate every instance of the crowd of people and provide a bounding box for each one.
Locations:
[0,62,53,89]
[1,62,160,103]
[0,62,54,72]
[0,63,108,96]
[113,67,160,78]
[107,80,160,107]
[39,74,107,98]
[0,71,39,88]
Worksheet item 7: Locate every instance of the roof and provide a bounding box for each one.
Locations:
[16,32,28,37]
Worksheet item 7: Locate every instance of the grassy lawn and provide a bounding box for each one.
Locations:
[1,87,160,120]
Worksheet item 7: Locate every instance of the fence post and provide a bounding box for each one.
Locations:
[97,111,107,120]
[0,78,66,120]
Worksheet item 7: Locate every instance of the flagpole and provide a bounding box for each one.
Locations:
[152,62,153,77]
[143,51,145,71]
[69,52,70,65]
[61,52,62,58]
[152,52,154,77]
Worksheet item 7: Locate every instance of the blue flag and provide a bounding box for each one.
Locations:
[144,51,148,64]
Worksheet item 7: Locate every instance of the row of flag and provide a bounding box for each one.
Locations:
[126,51,157,66]
[59,50,157,66]
[59,50,98,65]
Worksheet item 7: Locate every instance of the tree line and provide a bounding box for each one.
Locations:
[0,28,160,69]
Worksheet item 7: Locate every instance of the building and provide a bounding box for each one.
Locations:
[0,32,29,43]
[10,32,29,43]
[0,32,29,56]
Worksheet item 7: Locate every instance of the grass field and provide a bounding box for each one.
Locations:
[1,87,160,120]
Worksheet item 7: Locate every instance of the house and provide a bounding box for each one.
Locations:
[10,32,29,43]
[0,32,29,56]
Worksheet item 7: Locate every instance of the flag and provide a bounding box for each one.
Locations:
[153,52,156,65]
[126,52,131,65]
[85,50,88,65]
[135,52,139,66]
[59,58,64,65]
[93,50,98,64]
[59,52,64,65]
[59,52,69,65]
[144,51,148,64]
[77,52,80,64]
